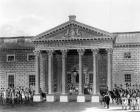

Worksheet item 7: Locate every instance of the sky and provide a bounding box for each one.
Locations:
[0,0,140,37]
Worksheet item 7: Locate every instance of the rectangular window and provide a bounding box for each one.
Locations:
[27,54,35,61]
[29,75,35,87]
[8,75,14,88]
[124,74,131,82]
[7,54,15,62]
[124,52,131,58]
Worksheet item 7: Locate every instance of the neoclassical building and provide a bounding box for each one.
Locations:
[0,15,140,102]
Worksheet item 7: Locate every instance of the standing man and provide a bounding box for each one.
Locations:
[104,92,110,109]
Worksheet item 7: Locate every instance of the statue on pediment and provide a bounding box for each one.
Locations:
[64,28,81,38]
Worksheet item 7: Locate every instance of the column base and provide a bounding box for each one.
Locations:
[33,94,42,102]
[60,95,68,102]
[91,95,99,102]
[46,95,55,102]
[77,95,85,102]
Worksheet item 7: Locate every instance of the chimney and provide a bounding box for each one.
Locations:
[69,15,76,21]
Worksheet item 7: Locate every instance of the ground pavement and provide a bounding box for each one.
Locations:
[0,102,139,112]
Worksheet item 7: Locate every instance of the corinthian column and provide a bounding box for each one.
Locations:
[33,50,41,102]
[47,50,53,94]
[46,50,56,102]
[77,49,85,95]
[61,49,67,94]
[107,49,113,91]
[60,49,68,102]
[34,50,40,94]
[91,49,98,95]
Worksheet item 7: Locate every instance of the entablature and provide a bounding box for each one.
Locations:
[34,36,114,43]
[35,40,113,51]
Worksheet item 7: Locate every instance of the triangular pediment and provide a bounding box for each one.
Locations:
[34,16,112,41]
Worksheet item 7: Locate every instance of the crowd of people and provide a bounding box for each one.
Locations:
[118,88,140,110]
[100,86,140,110]
[0,87,35,105]
[1,85,140,110]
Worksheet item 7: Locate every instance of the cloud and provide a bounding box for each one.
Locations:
[0,15,45,37]
[18,15,44,27]
[0,24,29,37]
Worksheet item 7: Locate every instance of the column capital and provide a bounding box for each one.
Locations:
[77,49,85,55]
[106,48,113,54]
[47,50,54,56]
[33,50,40,56]
[61,49,67,56]
[91,49,98,55]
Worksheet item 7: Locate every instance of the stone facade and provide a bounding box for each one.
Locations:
[113,36,140,89]
[0,37,35,90]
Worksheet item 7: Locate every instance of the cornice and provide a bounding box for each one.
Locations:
[0,47,34,51]
[115,43,140,48]
[33,36,114,44]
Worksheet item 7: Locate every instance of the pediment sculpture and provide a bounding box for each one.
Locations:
[64,27,81,38]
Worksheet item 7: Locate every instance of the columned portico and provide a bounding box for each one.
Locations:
[33,50,42,102]
[46,50,55,102]
[43,48,112,102]
[33,15,115,103]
